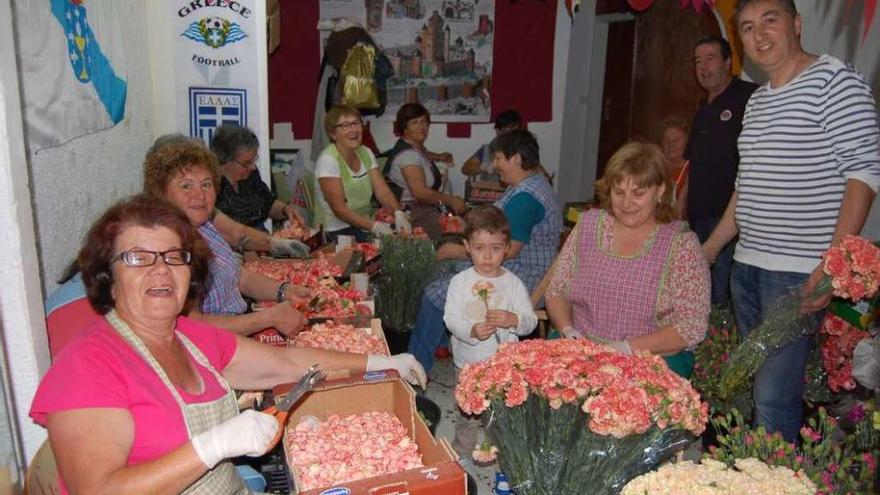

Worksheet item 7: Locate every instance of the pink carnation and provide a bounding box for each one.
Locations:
[455,339,707,438]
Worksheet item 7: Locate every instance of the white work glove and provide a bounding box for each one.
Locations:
[561,326,584,339]
[191,410,279,469]
[394,210,412,233]
[371,221,394,237]
[269,238,310,259]
[367,353,427,389]
[583,332,632,355]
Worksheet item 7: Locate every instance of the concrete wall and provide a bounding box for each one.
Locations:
[1,0,53,467]
[29,2,152,294]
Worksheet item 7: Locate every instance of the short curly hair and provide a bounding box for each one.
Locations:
[210,124,259,164]
[143,139,220,200]
[78,194,212,315]
[488,129,541,170]
[324,105,363,140]
[660,115,691,136]
[595,142,675,224]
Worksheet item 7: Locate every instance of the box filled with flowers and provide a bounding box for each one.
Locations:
[455,339,708,494]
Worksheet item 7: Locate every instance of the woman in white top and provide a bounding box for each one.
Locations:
[315,105,401,242]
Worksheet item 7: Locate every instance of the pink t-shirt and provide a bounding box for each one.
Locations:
[30,316,239,467]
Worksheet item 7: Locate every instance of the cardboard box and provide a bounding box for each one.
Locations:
[466,180,505,204]
[255,316,384,351]
[303,228,324,251]
[252,327,289,347]
[829,297,879,330]
[275,373,466,495]
[563,201,597,226]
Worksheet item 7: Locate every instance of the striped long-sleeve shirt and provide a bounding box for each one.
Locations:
[735,54,880,274]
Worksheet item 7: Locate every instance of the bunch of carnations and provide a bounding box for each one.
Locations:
[819,314,871,392]
[292,321,388,355]
[708,408,877,495]
[719,236,880,399]
[621,457,816,494]
[273,217,310,240]
[692,306,752,417]
[455,339,707,495]
[352,242,380,261]
[295,286,365,319]
[244,254,343,286]
[286,411,423,490]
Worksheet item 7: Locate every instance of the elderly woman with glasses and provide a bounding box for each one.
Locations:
[30,195,426,495]
[211,124,301,231]
[315,105,402,243]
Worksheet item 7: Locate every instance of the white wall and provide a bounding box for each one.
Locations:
[739,0,880,239]
[30,2,153,293]
[1,0,52,466]
[283,1,572,199]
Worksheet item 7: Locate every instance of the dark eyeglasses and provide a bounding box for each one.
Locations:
[234,154,259,169]
[334,120,363,131]
[114,249,192,267]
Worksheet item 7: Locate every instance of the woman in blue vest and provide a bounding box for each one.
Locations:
[315,105,402,242]
[408,129,563,372]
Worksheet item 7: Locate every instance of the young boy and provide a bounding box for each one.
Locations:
[444,204,537,460]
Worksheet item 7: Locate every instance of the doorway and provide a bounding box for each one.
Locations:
[594,2,722,181]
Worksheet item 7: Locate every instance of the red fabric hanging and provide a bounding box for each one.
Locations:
[268,1,557,140]
[267,2,319,140]
[447,123,473,138]
[490,0,556,123]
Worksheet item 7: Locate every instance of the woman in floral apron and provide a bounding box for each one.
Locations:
[30,195,426,494]
[315,105,402,243]
[546,142,710,378]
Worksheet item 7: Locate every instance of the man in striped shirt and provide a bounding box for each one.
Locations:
[703,0,880,442]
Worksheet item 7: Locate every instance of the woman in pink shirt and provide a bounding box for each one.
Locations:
[30,195,425,494]
[545,142,709,377]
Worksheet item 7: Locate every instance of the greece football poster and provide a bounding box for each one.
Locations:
[172,0,259,146]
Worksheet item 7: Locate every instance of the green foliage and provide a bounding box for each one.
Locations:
[692,305,752,418]
[374,236,436,331]
[708,408,878,495]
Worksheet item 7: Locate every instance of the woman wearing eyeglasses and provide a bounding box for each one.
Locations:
[315,105,402,242]
[211,124,301,231]
[29,195,426,494]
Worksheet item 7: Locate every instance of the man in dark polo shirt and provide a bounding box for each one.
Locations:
[681,35,758,305]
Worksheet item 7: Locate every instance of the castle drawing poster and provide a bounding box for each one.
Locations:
[320,0,495,122]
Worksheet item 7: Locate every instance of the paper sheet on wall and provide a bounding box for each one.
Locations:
[319,0,495,122]
[170,0,261,147]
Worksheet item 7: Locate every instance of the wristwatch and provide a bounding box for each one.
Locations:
[276,281,290,303]
[235,235,251,254]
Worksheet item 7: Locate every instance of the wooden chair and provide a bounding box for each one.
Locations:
[24,440,59,495]
[531,257,559,339]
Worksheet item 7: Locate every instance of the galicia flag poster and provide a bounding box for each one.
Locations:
[15,0,128,150]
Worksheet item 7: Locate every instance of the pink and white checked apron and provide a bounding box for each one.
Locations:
[570,210,681,341]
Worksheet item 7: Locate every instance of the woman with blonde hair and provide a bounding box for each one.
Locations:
[546,141,709,377]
